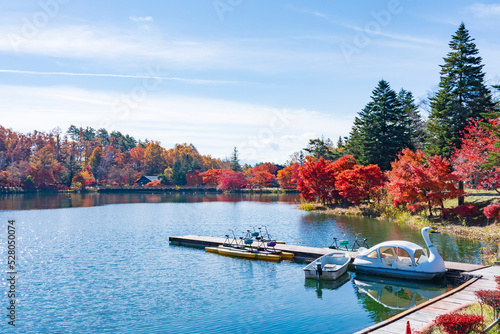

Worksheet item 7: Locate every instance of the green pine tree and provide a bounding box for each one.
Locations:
[303,137,339,160]
[230,147,242,172]
[397,89,426,149]
[427,22,494,158]
[346,80,413,170]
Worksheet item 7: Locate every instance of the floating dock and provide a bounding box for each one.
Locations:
[168,235,487,272]
[169,235,499,333]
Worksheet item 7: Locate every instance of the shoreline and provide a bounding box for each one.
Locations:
[0,186,300,195]
[301,203,500,250]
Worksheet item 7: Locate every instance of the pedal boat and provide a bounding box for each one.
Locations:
[353,227,446,281]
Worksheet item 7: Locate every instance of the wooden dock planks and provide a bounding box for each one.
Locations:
[355,266,500,334]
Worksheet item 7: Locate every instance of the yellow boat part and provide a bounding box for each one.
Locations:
[279,251,294,260]
[205,247,219,254]
[255,253,281,262]
[217,247,257,259]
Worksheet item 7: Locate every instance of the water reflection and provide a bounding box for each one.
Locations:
[299,213,485,264]
[354,274,449,310]
[304,272,351,299]
[0,192,301,211]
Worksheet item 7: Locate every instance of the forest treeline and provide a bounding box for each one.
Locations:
[1,23,500,221]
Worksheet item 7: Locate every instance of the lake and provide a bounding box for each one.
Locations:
[0,193,484,333]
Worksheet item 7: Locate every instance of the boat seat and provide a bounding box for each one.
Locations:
[323,264,337,271]
[397,258,412,268]
[381,258,393,267]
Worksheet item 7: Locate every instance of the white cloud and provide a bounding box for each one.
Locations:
[0,85,350,163]
[467,3,500,18]
[129,16,154,22]
[0,69,247,85]
[0,23,347,73]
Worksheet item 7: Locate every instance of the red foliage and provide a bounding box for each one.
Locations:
[31,168,55,189]
[297,156,357,204]
[386,149,464,215]
[0,170,9,186]
[217,170,246,191]
[145,180,162,187]
[434,313,483,334]
[200,169,223,186]
[441,208,454,217]
[409,202,426,213]
[495,276,500,290]
[483,203,500,219]
[452,118,500,192]
[277,164,299,189]
[251,162,278,175]
[186,170,203,186]
[336,164,385,204]
[249,170,276,187]
[475,289,500,311]
[453,204,478,217]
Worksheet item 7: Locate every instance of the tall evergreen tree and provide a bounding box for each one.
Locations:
[397,89,426,149]
[347,80,412,170]
[303,137,339,160]
[229,147,242,172]
[427,23,494,158]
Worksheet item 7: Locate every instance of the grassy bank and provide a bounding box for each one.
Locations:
[299,190,500,258]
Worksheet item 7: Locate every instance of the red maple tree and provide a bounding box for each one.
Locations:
[277,163,299,189]
[200,169,224,186]
[336,164,385,204]
[217,170,246,191]
[386,149,464,215]
[452,118,500,192]
[246,170,275,187]
[297,156,356,204]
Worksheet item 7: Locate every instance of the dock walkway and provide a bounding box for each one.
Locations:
[168,235,487,272]
[355,265,500,333]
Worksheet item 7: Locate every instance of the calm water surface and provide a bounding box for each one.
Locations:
[0,193,484,333]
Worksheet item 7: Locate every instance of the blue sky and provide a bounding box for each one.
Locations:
[1,1,499,164]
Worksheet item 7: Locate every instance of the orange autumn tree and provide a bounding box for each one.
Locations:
[386,148,464,215]
[244,163,278,188]
[277,163,299,189]
[336,164,385,204]
[200,169,224,186]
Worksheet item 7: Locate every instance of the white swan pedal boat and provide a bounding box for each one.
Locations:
[303,252,351,281]
[353,227,446,281]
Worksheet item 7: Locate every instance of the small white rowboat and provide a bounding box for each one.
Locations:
[303,252,351,281]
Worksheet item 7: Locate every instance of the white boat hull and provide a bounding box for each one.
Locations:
[353,264,444,281]
[303,252,351,281]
